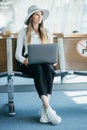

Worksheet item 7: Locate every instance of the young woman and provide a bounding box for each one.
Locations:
[15,5,62,125]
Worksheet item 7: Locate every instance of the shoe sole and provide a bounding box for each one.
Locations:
[40,119,49,123]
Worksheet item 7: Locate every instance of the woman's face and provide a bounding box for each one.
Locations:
[31,11,43,24]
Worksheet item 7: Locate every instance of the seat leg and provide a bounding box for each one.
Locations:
[61,75,64,84]
[7,73,16,116]
[61,75,67,84]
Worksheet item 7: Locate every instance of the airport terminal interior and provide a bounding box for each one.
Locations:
[0,0,87,130]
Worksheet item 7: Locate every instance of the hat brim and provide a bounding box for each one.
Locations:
[25,9,49,25]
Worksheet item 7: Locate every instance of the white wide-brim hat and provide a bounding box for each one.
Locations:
[25,5,49,25]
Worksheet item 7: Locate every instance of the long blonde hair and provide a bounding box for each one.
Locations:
[26,18,49,44]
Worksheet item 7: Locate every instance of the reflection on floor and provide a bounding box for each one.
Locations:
[54,74,87,84]
[54,75,87,106]
[64,91,87,105]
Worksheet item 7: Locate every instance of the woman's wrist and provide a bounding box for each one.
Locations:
[24,58,28,65]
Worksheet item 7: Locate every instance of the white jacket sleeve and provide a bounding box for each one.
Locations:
[15,29,25,64]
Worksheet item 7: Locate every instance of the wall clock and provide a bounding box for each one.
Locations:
[76,40,87,57]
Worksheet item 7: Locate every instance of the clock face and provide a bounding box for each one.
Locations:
[76,40,87,57]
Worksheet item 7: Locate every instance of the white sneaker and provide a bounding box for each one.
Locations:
[46,106,62,125]
[40,106,49,123]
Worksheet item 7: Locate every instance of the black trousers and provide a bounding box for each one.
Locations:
[21,63,55,97]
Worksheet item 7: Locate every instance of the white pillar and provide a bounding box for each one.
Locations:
[57,38,66,71]
[6,38,13,73]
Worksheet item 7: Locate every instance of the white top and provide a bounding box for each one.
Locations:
[15,27,53,64]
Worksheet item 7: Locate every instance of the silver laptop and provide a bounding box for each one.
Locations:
[28,43,58,65]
